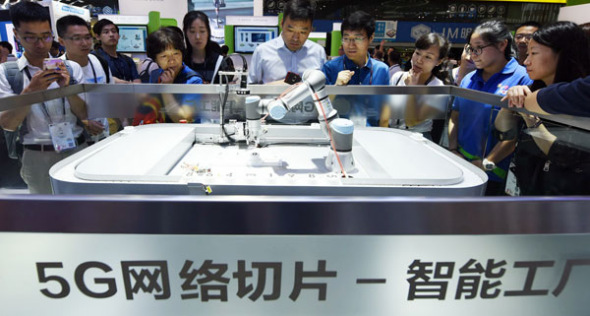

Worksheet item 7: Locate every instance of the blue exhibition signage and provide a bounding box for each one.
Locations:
[374,21,478,44]
[0,21,10,42]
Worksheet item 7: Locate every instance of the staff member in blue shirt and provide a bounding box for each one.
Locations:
[322,11,389,86]
[322,11,389,126]
[448,20,532,195]
[248,0,326,84]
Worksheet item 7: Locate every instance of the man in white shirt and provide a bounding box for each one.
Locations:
[57,15,114,141]
[387,49,402,79]
[0,2,87,194]
[248,0,326,84]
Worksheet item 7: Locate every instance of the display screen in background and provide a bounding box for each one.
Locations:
[116,25,148,53]
[233,26,279,54]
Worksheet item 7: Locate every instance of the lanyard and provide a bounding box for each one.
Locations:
[67,54,97,83]
[23,67,66,124]
[342,56,373,85]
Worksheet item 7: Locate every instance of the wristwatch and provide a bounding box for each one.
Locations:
[482,158,496,171]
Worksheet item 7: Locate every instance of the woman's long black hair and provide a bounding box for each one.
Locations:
[529,21,590,91]
[182,11,221,65]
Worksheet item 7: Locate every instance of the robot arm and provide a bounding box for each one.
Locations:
[246,70,355,173]
[265,69,338,124]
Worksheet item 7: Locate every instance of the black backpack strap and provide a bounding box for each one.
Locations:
[395,72,403,86]
[91,52,111,83]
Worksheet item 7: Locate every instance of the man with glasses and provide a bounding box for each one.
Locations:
[322,11,389,86]
[322,11,389,126]
[248,0,326,84]
[57,15,113,142]
[92,19,140,84]
[514,21,540,65]
[0,1,87,194]
[58,16,111,85]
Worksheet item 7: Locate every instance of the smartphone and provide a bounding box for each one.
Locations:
[43,58,63,71]
[284,71,302,84]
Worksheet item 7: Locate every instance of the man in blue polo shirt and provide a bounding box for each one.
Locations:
[322,11,389,126]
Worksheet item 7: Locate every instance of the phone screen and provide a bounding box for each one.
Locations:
[43,58,63,71]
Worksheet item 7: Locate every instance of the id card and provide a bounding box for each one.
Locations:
[49,122,77,152]
[504,162,520,196]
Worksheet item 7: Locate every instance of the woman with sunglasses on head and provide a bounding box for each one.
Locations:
[448,20,532,195]
[380,32,450,140]
[497,21,590,195]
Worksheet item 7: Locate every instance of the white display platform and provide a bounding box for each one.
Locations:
[50,124,487,196]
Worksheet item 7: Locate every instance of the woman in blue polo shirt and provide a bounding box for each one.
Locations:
[322,11,389,126]
[448,20,532,195]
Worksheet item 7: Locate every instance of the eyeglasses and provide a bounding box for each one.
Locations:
[18,33,53,44]
[464,43,495,56]
[515,34,533,41]
[342,37,366,45]
[64,35,93,43]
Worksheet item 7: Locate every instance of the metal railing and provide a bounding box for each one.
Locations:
[2,84,588,130]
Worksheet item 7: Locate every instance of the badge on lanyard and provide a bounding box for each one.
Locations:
[49,122,77,152]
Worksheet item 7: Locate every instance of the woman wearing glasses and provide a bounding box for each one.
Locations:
[322,11,389,126]
[380,32,450,140]
[448,20,532,195]
[496,22,590,195]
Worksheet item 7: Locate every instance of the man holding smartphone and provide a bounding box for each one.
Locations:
[0,1,87,194]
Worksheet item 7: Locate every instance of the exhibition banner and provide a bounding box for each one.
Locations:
[378,21,478,44]
[0,233,589,315]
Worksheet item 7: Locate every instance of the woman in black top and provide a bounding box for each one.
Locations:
[497,22,590,195]
[183,11,232,84]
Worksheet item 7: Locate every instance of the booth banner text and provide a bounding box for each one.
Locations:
[0,233,589,315]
